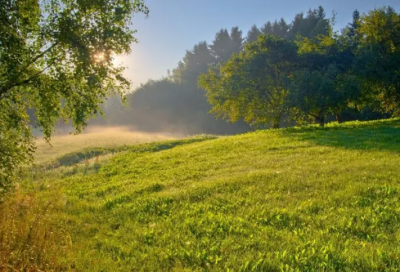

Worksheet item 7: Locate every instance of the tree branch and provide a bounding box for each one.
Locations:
[0,56,60,101]
[0,42,59,79]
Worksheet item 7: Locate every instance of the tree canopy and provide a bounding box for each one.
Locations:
[199,35,297,128]
[0,0,148,192]
[355,7,400,116]
[109,6,339,134]
[199,6,400,129]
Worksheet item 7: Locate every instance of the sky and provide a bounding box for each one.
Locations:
[119,0,400,89]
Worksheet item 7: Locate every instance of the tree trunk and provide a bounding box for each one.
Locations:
[336,113,342,123]
[319,116,325,127]
[315,115,325,127]
[272,116,281,129]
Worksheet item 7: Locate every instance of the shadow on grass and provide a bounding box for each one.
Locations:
[280,118,400,154]
[45,135,218,168]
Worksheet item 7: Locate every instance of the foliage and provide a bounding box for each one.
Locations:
[200,6,400,128]
[17,118,400,271]
[0,110,34,193]
[0,0,148,192]
[257,6,330,40]
[261,19,290,39]
[246,25,262,42]
[172,42,215,83]
[289,6,330,39]
[199,6,344,128]
[356,7,400,116]
[291,34,360,126]
[209,27,243,64]
[199,35,297,128]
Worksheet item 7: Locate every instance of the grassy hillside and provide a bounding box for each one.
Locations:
[17,119,400,271]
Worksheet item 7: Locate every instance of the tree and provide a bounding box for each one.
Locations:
[290,34,359,126]
[209,27,243,64]
[0,0,148,193]
[288,6,330,39]
[355,7,400,116]
[261,22,273,36]
[348,10,361,39]
[261,19,290,39]
[199,35,297,129]
[172,41,214,83]
[209,29,231,64]
[229,27,244,55]
[246,25,262,42]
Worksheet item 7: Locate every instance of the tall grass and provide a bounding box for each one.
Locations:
[0,189,71,271]
[0,128,181,271]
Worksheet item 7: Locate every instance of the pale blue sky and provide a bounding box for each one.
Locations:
[120,0,400,88]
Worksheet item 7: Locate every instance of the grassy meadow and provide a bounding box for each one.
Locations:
[34,126,178,164]
[5,119,400,271]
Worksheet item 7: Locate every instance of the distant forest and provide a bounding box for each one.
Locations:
[91,6,398,134]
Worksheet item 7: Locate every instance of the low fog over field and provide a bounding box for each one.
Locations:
[34,126,181,164]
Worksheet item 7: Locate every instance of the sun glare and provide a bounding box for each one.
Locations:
[94,52,105,63]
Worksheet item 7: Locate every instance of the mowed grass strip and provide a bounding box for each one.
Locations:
[28,119,400,271]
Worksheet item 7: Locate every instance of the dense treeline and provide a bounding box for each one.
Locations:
[199,7,400,128]
[100,6,395,133]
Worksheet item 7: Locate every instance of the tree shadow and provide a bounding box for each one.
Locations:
[280,119,400,154]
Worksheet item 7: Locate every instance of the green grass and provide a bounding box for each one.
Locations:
[22,119,400,271]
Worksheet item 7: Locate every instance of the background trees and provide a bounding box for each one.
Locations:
[209,27,243,64]
[199,35,297,128]
[198,6,400,128]
[290,33,360,126]
[105,6,340,132]
[92,5,399,135]
[355,7,400,116]
[0,0,148,192]
[113,27,250,135]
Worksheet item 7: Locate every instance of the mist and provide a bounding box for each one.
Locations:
[34,126,181,164]
[59,5,392,136]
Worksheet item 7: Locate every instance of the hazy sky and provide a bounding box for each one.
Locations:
[120,0,400,89]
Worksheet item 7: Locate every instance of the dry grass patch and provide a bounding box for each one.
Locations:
[0,189,71,271]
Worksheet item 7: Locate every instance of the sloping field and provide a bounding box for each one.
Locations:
[22,119,400,271]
